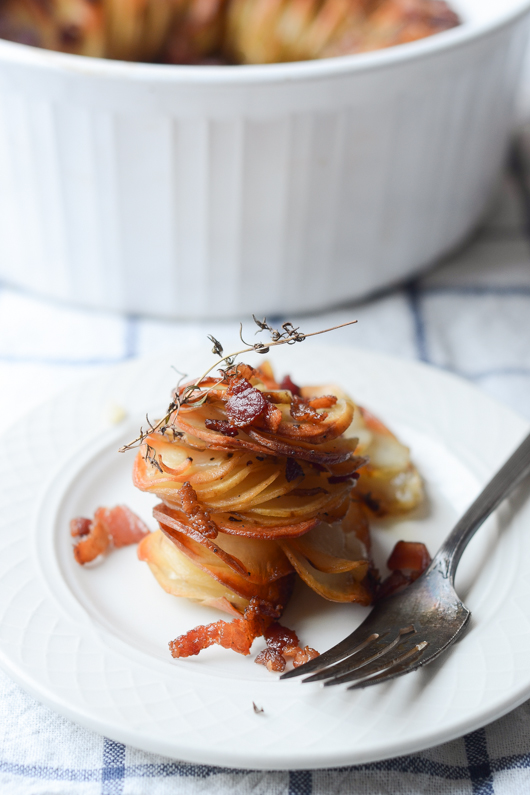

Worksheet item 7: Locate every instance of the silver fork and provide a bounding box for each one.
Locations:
[281,431,530,690]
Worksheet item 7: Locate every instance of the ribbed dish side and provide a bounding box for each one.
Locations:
[0,21,527,318]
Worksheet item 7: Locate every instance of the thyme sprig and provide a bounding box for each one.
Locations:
[119,316,357,454]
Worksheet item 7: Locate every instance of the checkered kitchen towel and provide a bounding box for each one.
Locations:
[1,131,530,794]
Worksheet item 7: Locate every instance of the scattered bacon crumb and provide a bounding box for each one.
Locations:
[73,517,110,565]
[179,482,218,539]
[70,517,92,537]
[204,418,239,436]
[72,505,150,565]
[256,621,298,673]
[290,395,327,423]
[387,541,431,573]
[279,374,301,395]
[377,541,431,600]
[265,621,299,652]
[95,505,150,548]
[255,621,319,673]
[225,377,268,427]
[284,645,320,668]
[255,648,286,672]
[169,598,281,658]
[231,364,259,382]
[258,401,283,433]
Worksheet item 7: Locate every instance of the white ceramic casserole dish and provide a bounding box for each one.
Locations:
[0,0,528,319]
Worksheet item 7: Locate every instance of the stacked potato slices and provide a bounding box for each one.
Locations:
[136,364,378,617]
[0,0,459,64]
[299,383,424,516]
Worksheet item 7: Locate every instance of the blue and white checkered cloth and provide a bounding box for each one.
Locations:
[2,132,530,794]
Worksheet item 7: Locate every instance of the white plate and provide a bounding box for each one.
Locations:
[1,344,530,770]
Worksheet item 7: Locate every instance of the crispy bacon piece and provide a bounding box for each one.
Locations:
[73,517,110,565]
[290,395,327,423]
[228,363,260,382]
[265,621,299,651]
[179,482,218,539]
[95,505,150,548]
[72,505,150,565]
[377,541,431,600]
[387,540,431,572]
[255,622,320,672]
[225,377,268,427]
[279,374,301,395]
[204,419,239,437]
[169,597,281,658]
[256,402,283,433]
[254,648,286,672]
[70,517,91,537]
[255,621,299,672]
[284,645,320,667]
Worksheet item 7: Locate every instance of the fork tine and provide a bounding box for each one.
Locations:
[300,625,416,684]
[324,640,429,687]
[279,630,382,680]
[344,641,429,689]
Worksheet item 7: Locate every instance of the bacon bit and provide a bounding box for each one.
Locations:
[308,395,337,409]
[95,505,150,548]
[169,597,281,658]
[255,621,300,673]
[290,396,327,423]
[287,646,320,668]
[280,374,301,396]
[73,517,110,564]
[224,377,270,428]
[257,402,283,433]
[265,621,299,652]
[255,648,286,672]
[72,505,150,565]
[285,457,304,482]
[179,482,218,539]
[376,541,432,601]
[232,363,259,382]
[70,517,92,537]
[387,541,431,573]
[204,418,239,437]
[260,624,320,672]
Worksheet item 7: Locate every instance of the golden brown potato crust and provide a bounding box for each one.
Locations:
[0,0,459,64]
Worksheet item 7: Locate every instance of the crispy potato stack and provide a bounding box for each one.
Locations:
[225,0,460,64]
[0,0,458,63]
[135,363,423,619]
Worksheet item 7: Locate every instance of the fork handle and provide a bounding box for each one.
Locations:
[430,431,530,582]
